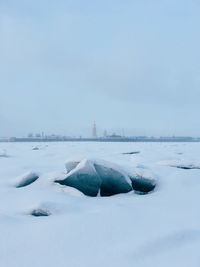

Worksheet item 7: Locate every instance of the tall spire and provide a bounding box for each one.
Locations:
[92,121,97,138]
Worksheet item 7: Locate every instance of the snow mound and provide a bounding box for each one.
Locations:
[14,172,40,188]
[56,159,156,196]
[0,149,9,158]
[65,160,81,173]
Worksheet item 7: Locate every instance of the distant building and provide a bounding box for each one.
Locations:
[35,133,41,138]
[109,133,122,138]
[28,133,33,138]
[92,121,97,138]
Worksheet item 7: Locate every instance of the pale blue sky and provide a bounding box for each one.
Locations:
[0,0,200,137]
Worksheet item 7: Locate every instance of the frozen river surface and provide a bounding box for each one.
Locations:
[0,141,200,267]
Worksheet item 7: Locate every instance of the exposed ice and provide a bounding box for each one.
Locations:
[94,163,132,196]
[171,164,200,170]
[30,208,51,217]
[130,175,156,194]
[56,160,102,196]
[14,172,40,188]
[32,146,39,150]
[122,151,140,155]
[56,159,155,196]
[158,159,200,170]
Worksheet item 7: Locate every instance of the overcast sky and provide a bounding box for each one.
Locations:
[0,0,200,137]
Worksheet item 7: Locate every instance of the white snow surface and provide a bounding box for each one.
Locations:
[0,141,200,267]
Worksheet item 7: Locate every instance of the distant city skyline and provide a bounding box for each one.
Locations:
[1,121,200,139]
[1,121,200,138]
[1,0,200,137]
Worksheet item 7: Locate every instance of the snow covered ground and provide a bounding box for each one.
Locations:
[0,141,200,267]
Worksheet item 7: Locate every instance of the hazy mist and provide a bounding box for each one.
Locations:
[1,0,200,137]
